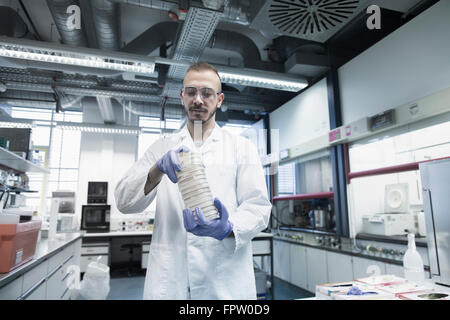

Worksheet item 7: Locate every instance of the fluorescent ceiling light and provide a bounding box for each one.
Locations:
[0,36,155,74]
[217,67,308,92]
[0,121,33,128]
[57,121,140,135]
[155,57,309,92]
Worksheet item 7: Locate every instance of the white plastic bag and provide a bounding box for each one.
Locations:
[79,257,110,300]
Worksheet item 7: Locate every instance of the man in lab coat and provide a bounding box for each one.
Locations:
[114,62,272,300]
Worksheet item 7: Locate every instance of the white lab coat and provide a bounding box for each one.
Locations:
[114,123,272,300]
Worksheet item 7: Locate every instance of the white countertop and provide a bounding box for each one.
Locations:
[81,230,273,239]
[82,230,153,237]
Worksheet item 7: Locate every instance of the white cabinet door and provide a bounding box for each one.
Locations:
[142,253,148,269]
[385,263,404,278]
[327,251,354,283]
[289,244,307,290]
[273,240,290,282]
[306,247,328,292]
[0,276,23,300]
[352,256,387,279]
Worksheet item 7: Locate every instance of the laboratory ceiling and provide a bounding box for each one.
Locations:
[0,0,438,123]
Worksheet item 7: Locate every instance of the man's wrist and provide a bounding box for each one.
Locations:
[144,164,163,195]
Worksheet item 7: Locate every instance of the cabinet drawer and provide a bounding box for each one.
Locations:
[46,266,66,300]
[142,243,150,252]
[22,259,49,294]
[0,276,23,300]
[80,255,108,273]
[48,244,73,272]
[81,246,109,255]
[23,280,46,300]
[252,240,271,255]
[142,253,148,269]
[61,285,72,300]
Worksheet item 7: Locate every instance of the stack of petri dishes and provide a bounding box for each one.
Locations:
[177,151,219,221]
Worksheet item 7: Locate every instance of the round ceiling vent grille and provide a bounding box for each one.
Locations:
[269,0,361,36]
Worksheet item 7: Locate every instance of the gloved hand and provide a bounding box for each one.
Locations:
[182,198,233,240]
[156,146,189,183]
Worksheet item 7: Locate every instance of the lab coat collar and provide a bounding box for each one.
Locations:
[178,122,222,144]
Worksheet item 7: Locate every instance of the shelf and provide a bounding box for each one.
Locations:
[0,147,49,174]
[0,184,38,193]
[272,191,334,202]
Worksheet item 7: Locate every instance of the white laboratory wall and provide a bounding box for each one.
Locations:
[269,78,329,152]
[242,118,266,156]
[75,98,146,228]
[339,0,450,124]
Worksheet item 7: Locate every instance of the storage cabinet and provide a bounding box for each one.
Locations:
[141,242,150,269]
[23,279,46,300]
[327,251,354,283]
[289,244,307,289]
[306,247,328,292]
[0,275,23,300]
[80,243,109,273]
[352,256,387,279]
[273,240,290,282]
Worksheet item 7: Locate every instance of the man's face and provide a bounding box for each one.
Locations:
[180,69,224,125]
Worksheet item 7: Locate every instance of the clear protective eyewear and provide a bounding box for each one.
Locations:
[181,87,222,100]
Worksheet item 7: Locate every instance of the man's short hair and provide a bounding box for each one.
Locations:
[185,61,222,91]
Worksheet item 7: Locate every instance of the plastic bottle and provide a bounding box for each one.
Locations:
[176,150,219,222]
[403,233,425,283]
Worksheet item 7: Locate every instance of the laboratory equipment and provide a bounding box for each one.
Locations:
[0,220,41,273]
[49,191,76,236]
[87,181,108,204]
[177,151,219,221]
[384,183,409,213]
[362,213,415,236]
[419,158,450,286]
[403,233,425,283]
[81,204,110,233]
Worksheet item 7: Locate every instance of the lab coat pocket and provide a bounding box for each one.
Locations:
[220,237,236,256]
[144,243,172,299]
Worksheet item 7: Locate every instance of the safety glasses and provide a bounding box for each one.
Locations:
[181,87,222,101]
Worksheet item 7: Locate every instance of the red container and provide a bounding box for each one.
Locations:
[0,220,42,273]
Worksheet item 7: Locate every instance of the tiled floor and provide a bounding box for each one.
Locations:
[106,274,314,300]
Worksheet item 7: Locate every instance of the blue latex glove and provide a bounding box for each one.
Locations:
[182,198,233,240]
[347,286,378,296]
[156,146,189,183]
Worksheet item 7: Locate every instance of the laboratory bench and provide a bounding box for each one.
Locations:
[0,230,273,299]
[271,229,434,295]
[0,232,83,300]
[81,230,274,297]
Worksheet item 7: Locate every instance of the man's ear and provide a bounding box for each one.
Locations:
[217,92,224,108]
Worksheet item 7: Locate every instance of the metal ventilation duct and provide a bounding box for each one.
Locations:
[46,0,89,46]
[161,5,222,104]
[250,0,371,43]
[91,0,121,51]
[109,0,250,25]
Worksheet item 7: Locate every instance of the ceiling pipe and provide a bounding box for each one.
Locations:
[90,0,122,123]
[46,0,89,47]
[120,21,180,55]
[109,0,250,25]
[0,6,32,39]
[91,0,121,51]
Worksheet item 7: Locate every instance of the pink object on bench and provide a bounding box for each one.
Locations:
[0,220,41,273]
